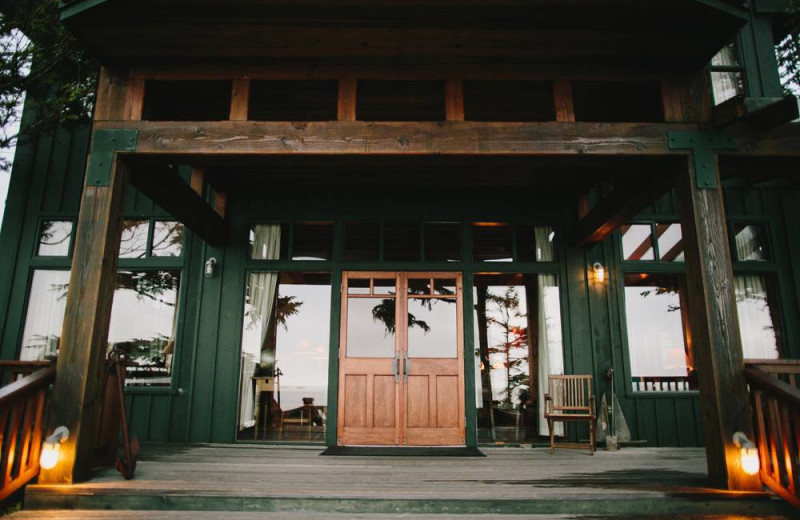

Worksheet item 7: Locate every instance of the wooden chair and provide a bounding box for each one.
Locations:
[544,374,596,454]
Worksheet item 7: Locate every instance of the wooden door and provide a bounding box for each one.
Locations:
[337,272,465,446]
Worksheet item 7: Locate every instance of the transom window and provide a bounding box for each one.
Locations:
[708,42,745,106]
[621,222,684,262]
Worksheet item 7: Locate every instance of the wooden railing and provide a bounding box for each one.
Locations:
[0,361,51,387]
[0,363,55,502]
[744,359,800,509]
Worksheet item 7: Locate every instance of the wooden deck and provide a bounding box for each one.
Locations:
[17,445,796,518]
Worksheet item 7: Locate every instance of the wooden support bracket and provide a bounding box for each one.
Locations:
[130,164,229,246]
[668,130,737,189]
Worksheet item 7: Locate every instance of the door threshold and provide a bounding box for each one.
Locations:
[321,446,484,456]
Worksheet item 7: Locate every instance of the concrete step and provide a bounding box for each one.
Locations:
[4,511,797,520]
[22,487,796,517]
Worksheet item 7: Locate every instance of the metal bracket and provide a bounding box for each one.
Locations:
[86,129,138,187]
[667,130,737,190]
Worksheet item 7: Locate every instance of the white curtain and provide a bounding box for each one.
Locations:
[19,270,70,361]
[536,273,565,436]
[534,226,554,262]
[735,275,779,359]
[239,224,281,430]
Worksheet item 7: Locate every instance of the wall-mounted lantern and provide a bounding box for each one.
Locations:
[733,431,759,476]
[40,426,69,470]
[592,262,606,283]
[204,257,218,278]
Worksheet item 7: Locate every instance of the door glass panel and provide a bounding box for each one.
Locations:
[348,278,370,294]
[373,278,396,295]
[407,297,457,358]
[346,297,396,358]
[408,278,431,295]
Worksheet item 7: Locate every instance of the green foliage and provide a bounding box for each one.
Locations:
[777,1,800,95]
[0,0,97,170]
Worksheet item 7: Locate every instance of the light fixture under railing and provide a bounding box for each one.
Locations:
[733,431,760,476]
[40,426,69,470]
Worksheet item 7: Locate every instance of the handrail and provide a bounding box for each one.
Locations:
[744,363,800,509]
[0,365,55,502]
[0,361,52,387]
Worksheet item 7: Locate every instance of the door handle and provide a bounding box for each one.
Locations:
[404,351,411,383]
[393,352,400,383]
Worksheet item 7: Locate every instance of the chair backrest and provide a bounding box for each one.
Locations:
[548,375,593,414]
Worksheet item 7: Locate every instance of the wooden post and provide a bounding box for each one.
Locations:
[38,130,137,484]
[230,79,250,121]
[445,80,465,121]
[553,79,575,122]
[338,77,357,121]
[676,153,761,491]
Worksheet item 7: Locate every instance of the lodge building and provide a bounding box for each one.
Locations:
[2,0,800,499]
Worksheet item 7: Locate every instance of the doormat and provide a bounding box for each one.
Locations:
[321,446,485,457]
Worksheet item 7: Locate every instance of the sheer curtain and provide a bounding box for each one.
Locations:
[735,274,779,359]
[19,270,70,361]
[533,226,565,436]
[239,224,281,430]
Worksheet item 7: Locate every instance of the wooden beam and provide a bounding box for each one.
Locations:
[190,167,205,195]
[553,80,575,123]
[337,78,357,121]
[38,138,134,484]
[230,79,250,121]
[122,77,145,121]
[214,191,227,218]
[94,120,695,156]
[576,182,669,245]
[129,165,229,246]
[445,80,465,122]
[713,95,800,130]
[676,154,761,491]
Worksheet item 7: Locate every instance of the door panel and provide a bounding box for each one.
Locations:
[338,272,464,446]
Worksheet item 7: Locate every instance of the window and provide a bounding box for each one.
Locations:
[238,271,331,442]
[708,42,745,106]
[735,274,782,359]
[112,219,185,387]
[36,220,73,257]
[472,223,556,263]
[732,223,770,262]
[474,273,563,443]
[623,273,695,392]
[19,270,70,361]
[621,222,684,262]
[108,270,181,387]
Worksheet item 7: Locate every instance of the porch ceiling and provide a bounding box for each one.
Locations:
[60,0,746,73]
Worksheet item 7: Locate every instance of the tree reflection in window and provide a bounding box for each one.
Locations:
[36,221,73,257]
[108,270,181,387]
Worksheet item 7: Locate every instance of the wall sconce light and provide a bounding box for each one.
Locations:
[592,262,606,283]
[204,257,217,278]
[40,426,69,470]
[733,431,760,476]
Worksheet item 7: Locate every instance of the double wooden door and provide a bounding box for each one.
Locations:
[337,272,465,446]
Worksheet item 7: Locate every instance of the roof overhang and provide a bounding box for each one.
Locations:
[59,0,748,73]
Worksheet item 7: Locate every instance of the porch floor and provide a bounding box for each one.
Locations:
[18,445,795,518]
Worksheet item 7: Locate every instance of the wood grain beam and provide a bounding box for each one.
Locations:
[676,155,761,491]
[129,165,229,246]
[93,120,695,156]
